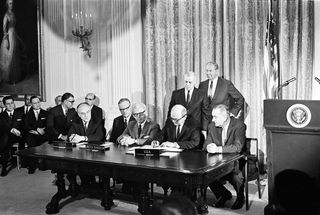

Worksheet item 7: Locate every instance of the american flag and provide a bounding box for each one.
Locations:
[263,0,280,99]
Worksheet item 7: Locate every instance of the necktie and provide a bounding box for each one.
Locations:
[64,109,68,117]
[138,124,142,137]
[209,81,214,99]
[221,127,227,146]
[186,90,190,105]
[175,125,180,141]
[84,121,88,131]
[9,112,13,119]
[35,111,39,120]
[124,118,127,128]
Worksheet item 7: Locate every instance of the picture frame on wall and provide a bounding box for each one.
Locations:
[0,0,45,101]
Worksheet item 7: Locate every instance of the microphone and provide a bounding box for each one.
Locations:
[277,77,296,99]
[280,77,296,87]
[315,77,320,84]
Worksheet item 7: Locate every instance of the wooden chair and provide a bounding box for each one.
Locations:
[244,138,262,210]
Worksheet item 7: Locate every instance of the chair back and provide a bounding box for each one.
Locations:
[244,138,259,157]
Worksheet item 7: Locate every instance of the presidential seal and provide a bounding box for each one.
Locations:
[286,104,311,128]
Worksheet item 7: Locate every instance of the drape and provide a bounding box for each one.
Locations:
[143,0,314,161]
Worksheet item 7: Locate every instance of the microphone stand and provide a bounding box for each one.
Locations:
[276,78,296,99]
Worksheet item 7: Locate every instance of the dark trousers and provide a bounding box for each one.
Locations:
[0,133,22,170]
[26,133,47,169]
[209,170,244,199]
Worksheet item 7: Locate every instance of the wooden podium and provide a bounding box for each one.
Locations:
[264,99,320,215]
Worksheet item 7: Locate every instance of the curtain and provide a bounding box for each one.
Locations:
[143,0,314,161]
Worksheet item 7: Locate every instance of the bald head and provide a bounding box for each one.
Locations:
[85,93,96,106]
[170,105,187,126]
[77,102,91,122]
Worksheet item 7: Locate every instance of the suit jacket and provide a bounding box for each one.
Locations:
[16,105,32,116]
[91,105,103,121]
[199,78,244,130]
[202,117,246,154]
[167,87,205,129]
[45,105,78,140]
[24,108,48,132]
[68,116,104,142]
[118,119,160,145]
[156,116,200,150]
[0,109,24,134]
[109,115,135,143]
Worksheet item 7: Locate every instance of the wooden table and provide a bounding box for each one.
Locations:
[18,143,243,214]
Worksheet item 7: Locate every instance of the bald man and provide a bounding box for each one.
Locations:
[117,102,160,146]
[199,62,244,133]
[68,102,104,143]
[155,104,200,150]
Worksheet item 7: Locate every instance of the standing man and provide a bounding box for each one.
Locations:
[117,102,160,146]
[109,98,135,143]
[24,95,48,174]
[46,92,78,141]
[0,96,23,176]
[156,104,200,150]
[167,72,205,129]
[45,92,79,195]
[84,93,105,138]
[199,62,244,136]
[54,95,62,106]
[203,104,246,210]
[16,94,32,115]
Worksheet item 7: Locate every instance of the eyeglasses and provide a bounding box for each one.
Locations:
[85,97,94,101]
[170,114,186,123]
[67,100,75,103]
[119,105,130,111]
[132,110,145,117]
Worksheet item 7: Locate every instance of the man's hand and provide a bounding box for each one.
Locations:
[69,134,86,143]
[160,141,179,148]
[37,128,45,135]
[60,135,68,141]
[151,140,160,148]
[206,143,219,154]
[10,128,21,137]
[29,130,39,135]
[119,136,135,146]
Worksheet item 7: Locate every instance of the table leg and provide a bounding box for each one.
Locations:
[45,173,69,214]
[100,177,114,210]
[194,187,208,214]
[137,183,150,214]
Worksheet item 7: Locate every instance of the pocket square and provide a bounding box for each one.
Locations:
[16,119,22,121]
[41,117,46,120]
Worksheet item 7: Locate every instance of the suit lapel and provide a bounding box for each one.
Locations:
[133,122,139,139]
[225,118,235,145]
[140,121,149,138]
[212,77,221,100]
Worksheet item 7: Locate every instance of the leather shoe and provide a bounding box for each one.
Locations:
[1,169,8,177]
[215,191,232,208]
[231,196,244,210]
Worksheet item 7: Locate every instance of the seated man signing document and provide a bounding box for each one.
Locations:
[203,104,246,210]
[153,104,200,150]
[117,103,160,146]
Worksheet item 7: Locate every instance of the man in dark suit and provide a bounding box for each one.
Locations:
[109,98,135,143]
[68,102,104,143]
[203,104,246,210]
[0,96,24,176]
[68,102,105,187]
[46,92,78,141]
[117,102,160,146]
[15,94,32,150]
[85,93,105,138]
[24,95,48,174]
[199,62,244,136]
[168,72,205,130]
[45,92,79,195]
[156,104,200,150]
